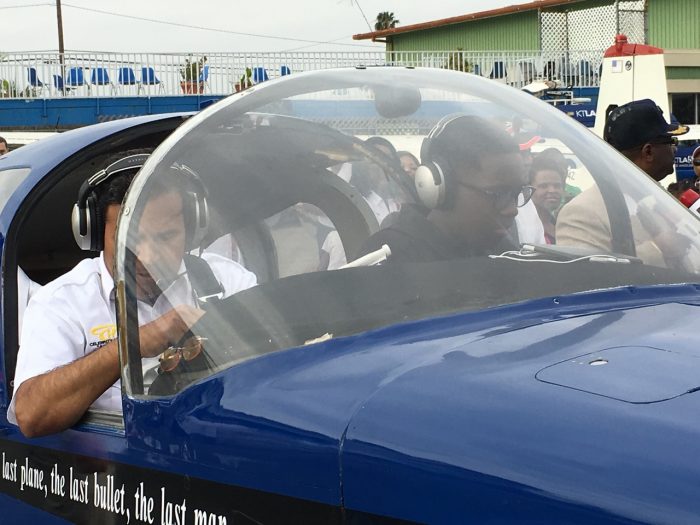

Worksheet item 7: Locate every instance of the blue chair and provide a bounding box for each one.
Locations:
[141,67,165,93]
[489,61,507,81]
[252,67,269,83]
[27,67,46,95]
[280,65,291,76]
[198,64,210,92]
[52,74,71,95]
[90,67,115,95]
[117,67,140,94]
[66,67,86,94]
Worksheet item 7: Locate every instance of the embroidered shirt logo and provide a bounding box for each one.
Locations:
[89,324,116,348]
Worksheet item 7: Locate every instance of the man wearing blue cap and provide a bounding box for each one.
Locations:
[602,99,687,181]
[557,98,689,265]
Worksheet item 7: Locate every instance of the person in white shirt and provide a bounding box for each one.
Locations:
[10,153,256,437]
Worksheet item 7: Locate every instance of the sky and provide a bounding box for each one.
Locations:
[0,0,519,53]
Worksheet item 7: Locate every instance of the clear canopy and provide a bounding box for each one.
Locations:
[115,67,700,398]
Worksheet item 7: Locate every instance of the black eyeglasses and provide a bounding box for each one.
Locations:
[456,181,535,209]
[693,159,700,166]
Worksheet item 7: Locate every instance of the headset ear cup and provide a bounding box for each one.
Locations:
[72,153,151,252]
[71,195,101,251]
[71,203,89,250]
[184,191,209,251]
[88,194,103,252]
[414,161,446,209]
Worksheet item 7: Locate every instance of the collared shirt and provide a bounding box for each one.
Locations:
[8,253,256,424]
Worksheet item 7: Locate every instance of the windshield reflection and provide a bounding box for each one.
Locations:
[116,68,700,397]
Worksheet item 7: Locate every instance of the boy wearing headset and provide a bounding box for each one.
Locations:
[359,115,532,262]
[10,152,256,438]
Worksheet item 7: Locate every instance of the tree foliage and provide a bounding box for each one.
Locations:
[375,11,399,31]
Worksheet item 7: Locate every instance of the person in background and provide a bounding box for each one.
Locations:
[667,179,695,200]
[0,136,9,155]
[397,150,419,180]
[536,147,580,204]
[529,155,566,244]
[557,99,689,266]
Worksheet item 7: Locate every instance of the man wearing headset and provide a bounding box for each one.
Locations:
[359,115,533,262]
[9,151,257,438]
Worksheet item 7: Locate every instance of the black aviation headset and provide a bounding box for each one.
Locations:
[72,154,210,252]
[414,113,471,210]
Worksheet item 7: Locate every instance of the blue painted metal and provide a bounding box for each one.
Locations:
[110,284,700,520]
[339,297,700,523]
[0,492,71,523]
[1,277,692,521]
[0,96,222,129]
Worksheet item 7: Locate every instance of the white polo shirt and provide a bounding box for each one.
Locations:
[8,253,257,425]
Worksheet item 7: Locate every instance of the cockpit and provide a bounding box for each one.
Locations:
[114,67,700,398]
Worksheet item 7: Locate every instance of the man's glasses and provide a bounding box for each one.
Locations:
[159,336,207,373]
[693,159,700,167]
[457,181,535,209]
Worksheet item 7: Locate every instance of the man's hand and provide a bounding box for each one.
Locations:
[139,305,205,358]
[653,231,692,267]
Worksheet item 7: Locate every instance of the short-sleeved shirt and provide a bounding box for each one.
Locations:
[8,253,256,424]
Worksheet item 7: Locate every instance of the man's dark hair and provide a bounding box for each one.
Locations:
[427,115,518,178]
[94,148,153,222]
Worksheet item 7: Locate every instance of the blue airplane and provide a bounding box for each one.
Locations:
[0,67,699,524]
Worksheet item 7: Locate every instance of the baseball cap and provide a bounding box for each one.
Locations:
[692,146,700,159]
[603,99,689,151]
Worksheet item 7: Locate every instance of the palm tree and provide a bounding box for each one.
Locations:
[375,11,399,31]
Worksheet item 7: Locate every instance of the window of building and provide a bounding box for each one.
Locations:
[671,93,699,125]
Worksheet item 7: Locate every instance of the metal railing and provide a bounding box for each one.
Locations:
[0,49,605,99]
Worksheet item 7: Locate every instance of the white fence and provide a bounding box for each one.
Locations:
[0,49,605,99]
